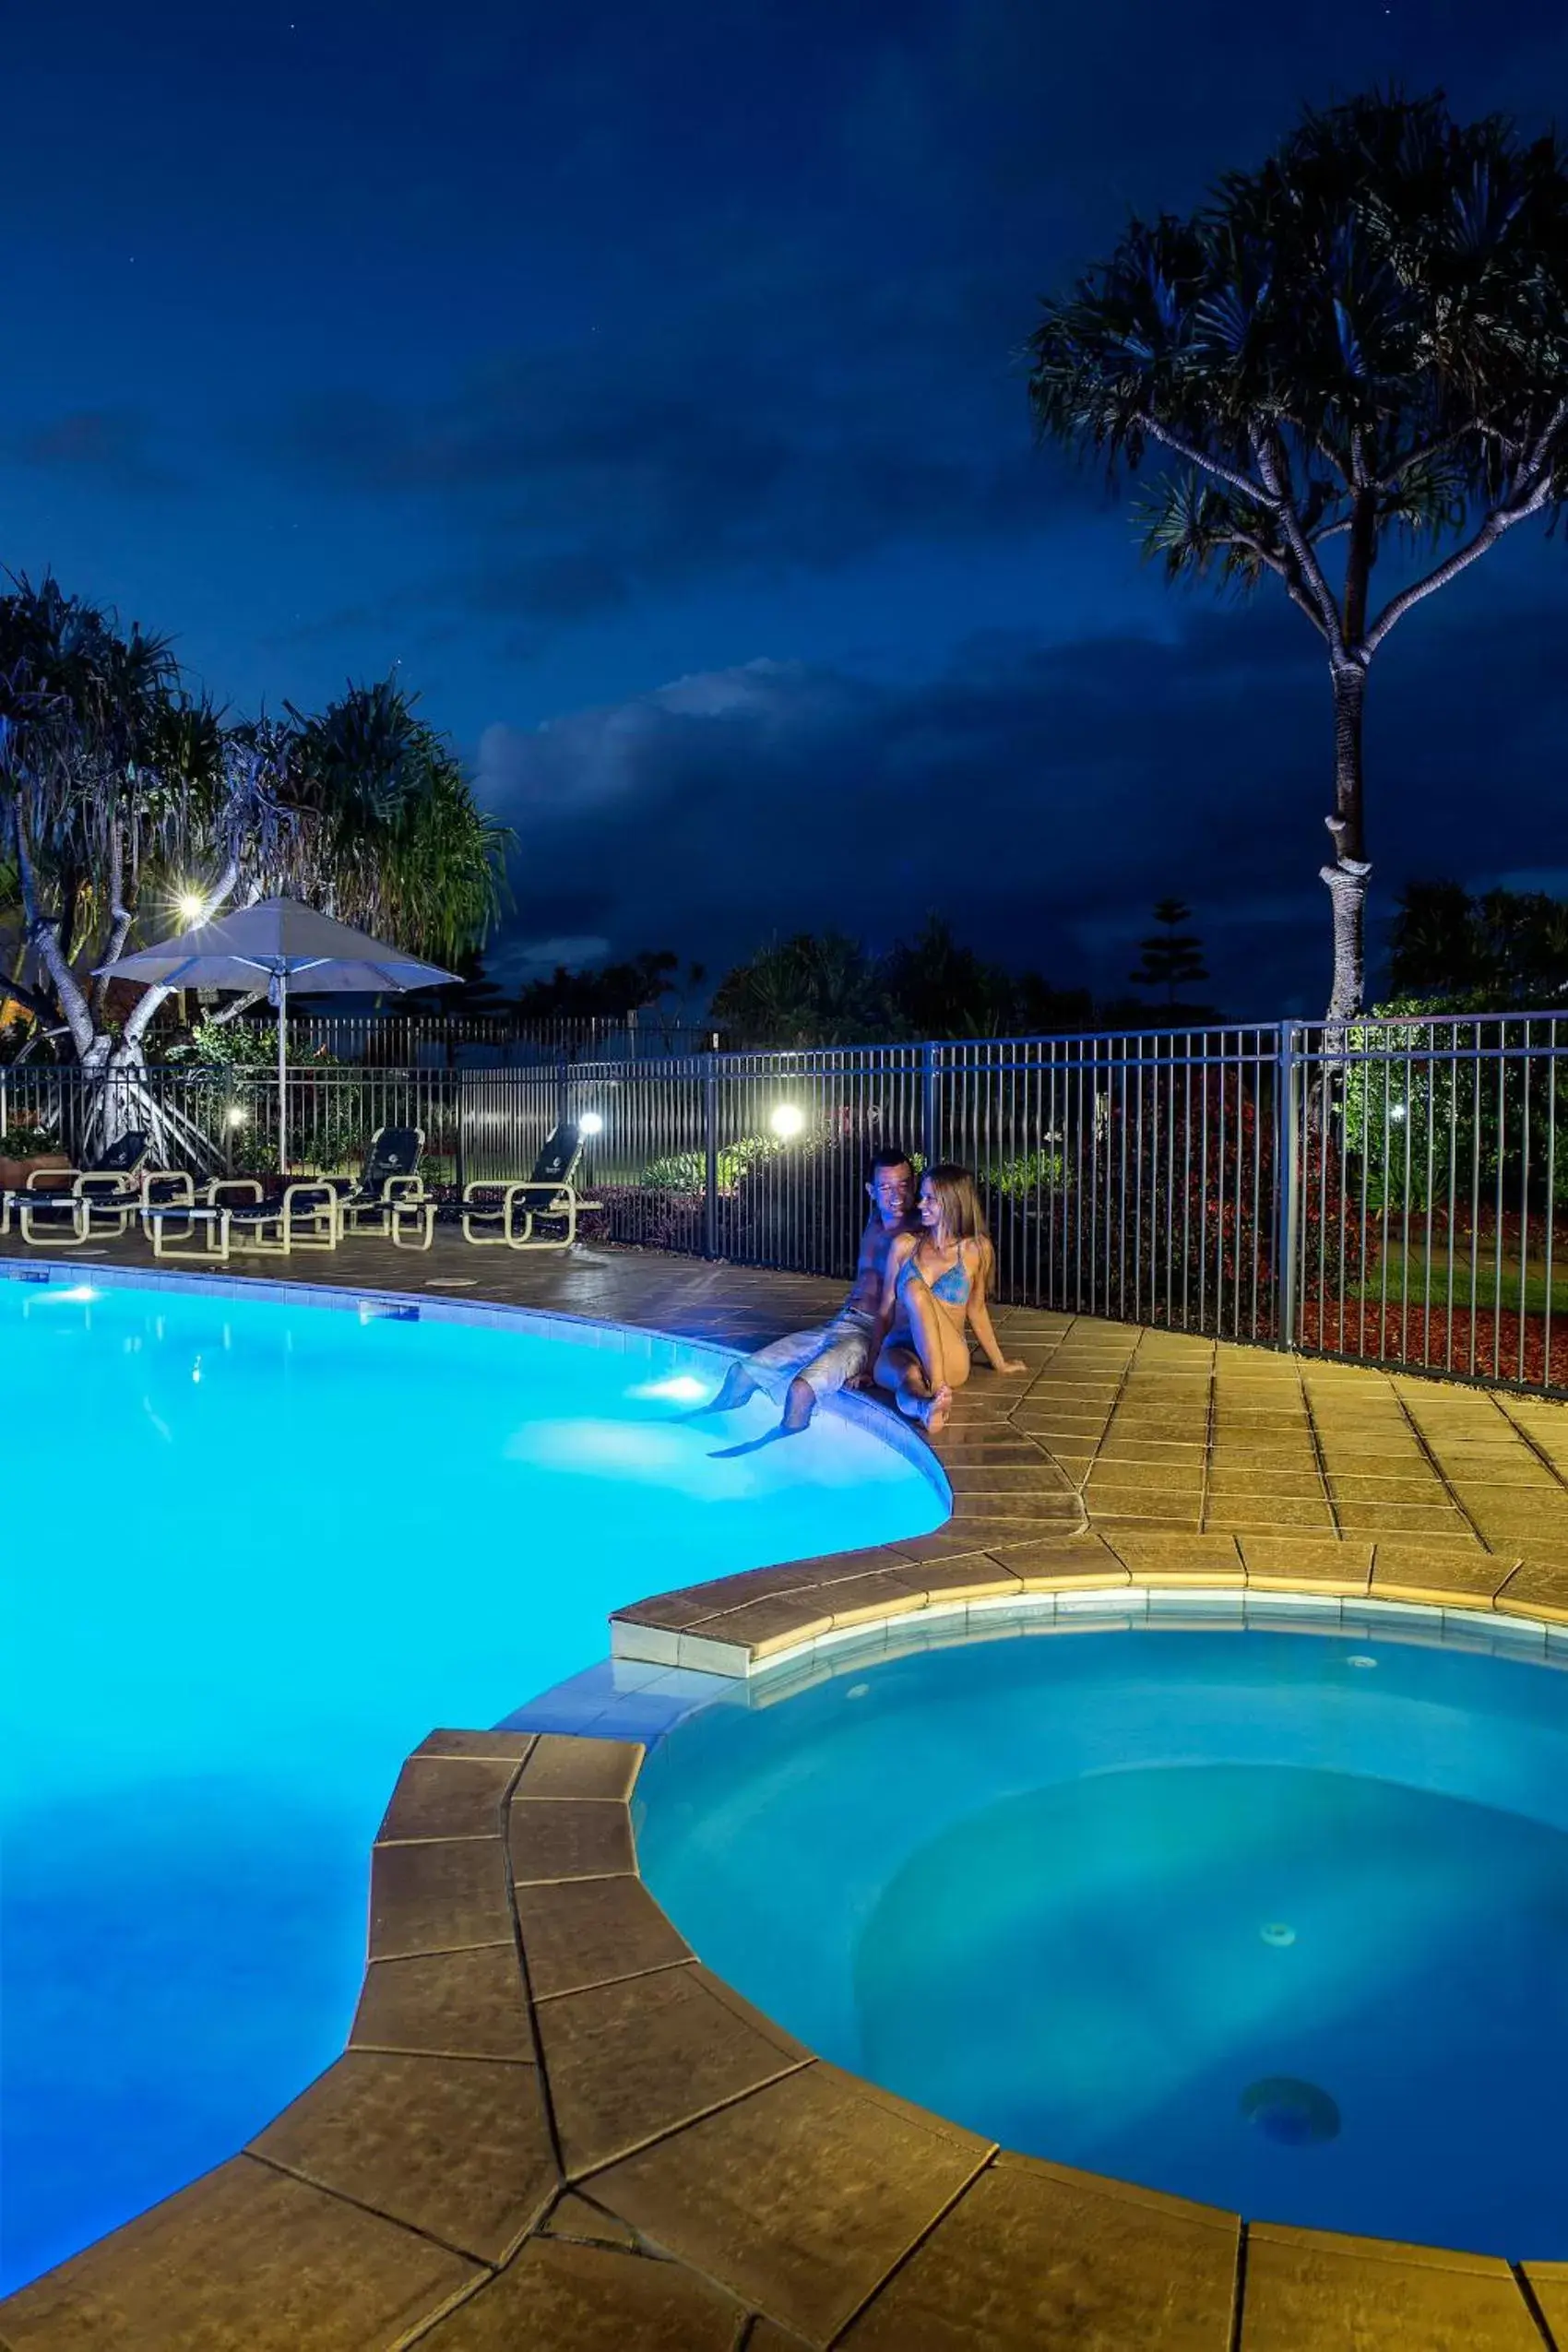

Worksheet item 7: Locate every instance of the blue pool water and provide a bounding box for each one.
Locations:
[637,1620,1568,2256]
[0,1271,944,2294]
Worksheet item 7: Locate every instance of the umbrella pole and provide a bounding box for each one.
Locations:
[278,969,289,1173]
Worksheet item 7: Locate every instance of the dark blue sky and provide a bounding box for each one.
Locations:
[6,1,1563,1014]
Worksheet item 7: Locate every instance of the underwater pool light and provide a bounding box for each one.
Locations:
[631,1373,709,1402]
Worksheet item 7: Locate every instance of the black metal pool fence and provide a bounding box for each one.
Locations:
[5,1011,1565,1395]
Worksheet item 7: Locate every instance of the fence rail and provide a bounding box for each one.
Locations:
[256,1010,719,1066]
[4,1012,1564,1395]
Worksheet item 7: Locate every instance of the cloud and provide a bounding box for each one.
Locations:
[515,934,612,969]
[263,254,1089,637]
[471,596,1562,1018]
[475,659,847,816]
[6,407,181,494]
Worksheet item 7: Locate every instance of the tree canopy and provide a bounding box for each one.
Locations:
[709,917,1097,1047]
[0,576,508,1066]
[1028,89,1568,1022]
[1389,879,1568,1005]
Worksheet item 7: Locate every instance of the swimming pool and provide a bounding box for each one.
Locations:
[636,1614,1568,2257]
[0,1268,945,2295]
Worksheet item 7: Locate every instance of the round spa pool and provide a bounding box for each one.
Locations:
[0,1268,944,2294]
[636,1613,1568,2258]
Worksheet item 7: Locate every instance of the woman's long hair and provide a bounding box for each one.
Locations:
[922,1164,996,1295]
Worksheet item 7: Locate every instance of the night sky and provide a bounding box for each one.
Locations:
[6,1,1563,1016]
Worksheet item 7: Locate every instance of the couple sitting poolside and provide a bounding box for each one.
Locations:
[697,1147,1027,1451]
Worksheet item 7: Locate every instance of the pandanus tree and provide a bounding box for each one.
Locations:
[1027,91,1568,1021]
[0,577,507,1145]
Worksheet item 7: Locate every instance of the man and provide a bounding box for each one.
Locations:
[695,1146,916,1455]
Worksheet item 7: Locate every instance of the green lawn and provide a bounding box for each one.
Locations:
[1343,1234,1568,1316]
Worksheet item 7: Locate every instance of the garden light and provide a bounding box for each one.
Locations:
[770,1103,805,1139]
[226,1106,248,1128]
[176,891,205,925]
[1389,1103,1408,1123]
[578,1111,604,1136]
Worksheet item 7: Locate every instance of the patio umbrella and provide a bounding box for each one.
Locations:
[97,897,459,1170]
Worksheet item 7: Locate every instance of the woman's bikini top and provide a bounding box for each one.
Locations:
[897,1244,973,1307]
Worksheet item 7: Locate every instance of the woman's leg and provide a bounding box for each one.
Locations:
[877,1277,958,1431]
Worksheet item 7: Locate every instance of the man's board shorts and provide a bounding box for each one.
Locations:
[745,1306,876,1403]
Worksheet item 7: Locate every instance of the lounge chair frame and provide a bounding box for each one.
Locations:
[461,1125,600,1251]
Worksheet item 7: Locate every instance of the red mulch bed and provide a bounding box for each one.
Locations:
[1298,1299,1568,1395]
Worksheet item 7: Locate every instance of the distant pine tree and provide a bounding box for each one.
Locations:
[1130,899,1211,1009]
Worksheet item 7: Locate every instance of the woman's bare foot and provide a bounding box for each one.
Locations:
[921,1382,953,1434]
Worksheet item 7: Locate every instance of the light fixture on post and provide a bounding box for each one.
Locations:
[175,891,205,926]
[770,1103,805,1140]
[578,1111,604,1136]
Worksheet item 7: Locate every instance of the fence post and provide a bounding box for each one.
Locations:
[704,1056,719,1259]
[453,1070,468,1198]
[921,1041,938,1169]
[1276,1022,1300,1353]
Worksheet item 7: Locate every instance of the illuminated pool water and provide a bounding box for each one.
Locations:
[0,1270,944,2294]
[636,1619,1568,2256]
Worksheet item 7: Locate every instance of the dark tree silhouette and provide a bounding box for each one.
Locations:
[1389,880,1568,1004]
[1130,898,1211,1008]
[1028,91,1568,1023]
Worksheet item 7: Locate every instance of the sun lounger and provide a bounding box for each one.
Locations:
[460,1121,600,1251]
[331,1126,436,1250]
[3,1132,173,1246]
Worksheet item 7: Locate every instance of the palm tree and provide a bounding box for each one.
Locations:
[287,677,509,963]
[1027,91,1568,1023]
[0,588,508,1152]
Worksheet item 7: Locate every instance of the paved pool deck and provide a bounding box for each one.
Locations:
[6,1228,1568,2349]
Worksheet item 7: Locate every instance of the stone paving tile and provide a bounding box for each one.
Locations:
[1523,2263,1568,2345]
[916,1552,1028,1601]
[350,1945,536,2062]
[1237,1538,1374,1594]
[584,2064,993,2346]
[538,2191,642,2251]
[0,2156,481,2351]
[369,1835,515,1959]
[376,1754,520,1843]
[807,1568,927,1627]
[416,1729,537,1764]
[508,1797,637,1885]
[1496,1559,1568,1621]
[536,1962,811,2176]
[1239,2224,1546,2351]
[1370,1544,1517,1608]
[517,1735,644,1804]
[840,2153,1238,2352]
[519,1871,693,2001]
[988,1536,1131,1589]
[412,2237,746,2351]
[1102,1533,1246,1586]
[248,2049,559,2264]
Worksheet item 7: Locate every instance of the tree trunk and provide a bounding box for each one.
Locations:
[1320,657,1372,1028]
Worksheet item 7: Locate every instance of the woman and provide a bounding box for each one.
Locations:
[873,1163,1027,1431]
